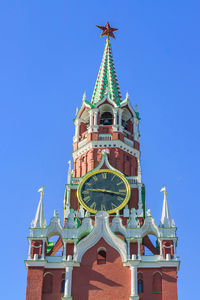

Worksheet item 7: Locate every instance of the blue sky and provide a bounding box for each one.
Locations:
[0,1,199,298]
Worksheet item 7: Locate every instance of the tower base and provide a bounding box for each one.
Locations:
[129,296,139,300]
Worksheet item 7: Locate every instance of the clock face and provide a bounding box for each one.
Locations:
[77,169,130,214]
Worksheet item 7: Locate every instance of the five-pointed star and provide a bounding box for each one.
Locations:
[97,21,119,39]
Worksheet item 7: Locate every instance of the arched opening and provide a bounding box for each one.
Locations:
[97,247,106,265]
[42,273,53,294]
[79,109,89,139]
[60,273,65,293]
[100,112,113,125]
[46,234,63,257]
[121,108,133,133]
[142,234,159,255]
[152,272,162,293]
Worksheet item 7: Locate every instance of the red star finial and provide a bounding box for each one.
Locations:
[96,21,119,40]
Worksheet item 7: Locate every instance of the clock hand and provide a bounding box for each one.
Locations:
[87,188,125,195]
[87,188,106,192]
[105,190,126,195]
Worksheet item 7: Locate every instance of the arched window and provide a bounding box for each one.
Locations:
[100,112,113,125]
[152,272,162,293]
[138,279,143,293]
[97,248,106,264]
[138,273,143,293]
[60,273,65,293]
[42,273,53,294]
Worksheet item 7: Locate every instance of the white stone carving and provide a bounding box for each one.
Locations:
[76,211,127,263]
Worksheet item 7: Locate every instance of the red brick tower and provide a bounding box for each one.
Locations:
[25,22,179,300]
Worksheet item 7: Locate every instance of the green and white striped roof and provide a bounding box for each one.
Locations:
[91,39,122,105]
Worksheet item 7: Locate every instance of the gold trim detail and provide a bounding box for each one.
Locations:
[77,169,131,214]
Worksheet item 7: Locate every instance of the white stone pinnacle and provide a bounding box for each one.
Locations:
[32,187,46,228]
[160,189,172,228]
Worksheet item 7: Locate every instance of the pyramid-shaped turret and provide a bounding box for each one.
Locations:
[91,39,122,105]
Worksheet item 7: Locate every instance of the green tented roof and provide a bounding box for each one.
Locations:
[91,40,122,105]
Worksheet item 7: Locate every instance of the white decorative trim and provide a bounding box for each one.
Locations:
[92,150,124,175]
[141,216,160,238]
[76,211,127,262]
[73,139,139,160]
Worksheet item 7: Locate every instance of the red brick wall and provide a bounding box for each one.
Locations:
[73,147,138,178]
[42,269,65,300]
[138,267,178,300]
[72,238,131,299]
[26,267,44,300]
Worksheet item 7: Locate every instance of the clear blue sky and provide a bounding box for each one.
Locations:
[0,1,199,298]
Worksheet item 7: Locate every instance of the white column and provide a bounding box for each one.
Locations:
[130,265,139,299]
[127,239,130,260]
[41,240,45,260]
[94,109,98,126]
[137,239,141,259]
[28,239,31,260]
[138,184,142,204]
[63,241,67,260]
[118,109,122,126]
[93,109,98,132]
[64,266,73,298]
[173,240,177,259]
[160,240,163,258]
[74,119,80,142]
[89,110,93,126]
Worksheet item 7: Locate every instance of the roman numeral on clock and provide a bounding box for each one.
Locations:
[102,173,107,179]
[83,196,90,203]
[101,204,106,211]
[117,196,124,201]
[90,202,96,210]
[111,203,117,209]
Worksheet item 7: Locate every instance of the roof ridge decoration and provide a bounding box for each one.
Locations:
[91,22,122,105]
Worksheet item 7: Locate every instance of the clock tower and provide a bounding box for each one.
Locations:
[25,22,179,300]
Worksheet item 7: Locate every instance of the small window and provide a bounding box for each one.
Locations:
[126,156,129,161]
[61,273,65,293]
[82,157,85,162]
[97,249,106,264]
[138,279,143,293]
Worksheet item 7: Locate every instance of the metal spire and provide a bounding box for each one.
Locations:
[32,186,46,228]
[160,185,172,228]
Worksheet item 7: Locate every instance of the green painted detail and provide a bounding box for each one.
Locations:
[47,241,54,253]
[135,111,140,119]
[142,184,146,218]
[91,40,122,105]
[85,100,94,108]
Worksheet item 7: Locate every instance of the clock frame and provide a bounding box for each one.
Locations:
[77,169,131,214]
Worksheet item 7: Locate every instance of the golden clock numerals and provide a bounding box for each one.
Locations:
[82,191,89,195]
[90,202,96,210]
[111,175,116,181]
[83,196,90,203]
[93,176,98,182]
[117,181,123,186]
[119,189,126,193]
[86,182,92,186]
[117,196,124,201]
[102,173,107,179]
[101,204,106,211]
[111,203,117,209]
